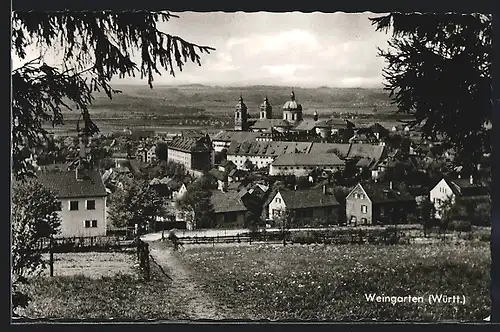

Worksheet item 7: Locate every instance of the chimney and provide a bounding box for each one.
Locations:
[457,174,461,179]
[469,175,474,185]
[294,185,298,191]
[389,181,393,190]
[313,111,319,121]
[323,184,327,195]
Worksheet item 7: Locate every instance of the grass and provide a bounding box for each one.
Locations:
[39,251,137,278]
[177,242,491,321]
[18,251,187,321]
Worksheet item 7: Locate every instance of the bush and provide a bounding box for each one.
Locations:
[449,220,472,233]
[291,231,320,244]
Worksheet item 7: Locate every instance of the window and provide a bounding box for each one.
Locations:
[361,205,368,214]
[276,198,281,203]
[361,218,368,225]
[69,201,79,211]
[359,194,365,200]
[86,200,96,210]
[353,193,358,199]
[85,220,98,228]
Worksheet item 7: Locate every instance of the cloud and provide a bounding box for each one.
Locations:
[227,29,321,58]
[261,64,313,77]
[12,12,391,88]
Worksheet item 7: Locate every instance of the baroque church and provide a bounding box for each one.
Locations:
[233,90,355,139]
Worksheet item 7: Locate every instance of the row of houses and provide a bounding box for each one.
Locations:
[31,160,489,238]
[209,174,489,229]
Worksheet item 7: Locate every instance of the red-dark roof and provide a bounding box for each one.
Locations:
[36,170,107,198]
[168,136,211,153]
[210,190,248,213]
[357,182,414,204]
[278,187,339,209]
[445,178,490,197]
[272,152,344,167]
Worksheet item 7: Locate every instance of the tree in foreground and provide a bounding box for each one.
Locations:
[177,176,215,229]
[108,179,165,233]
[11,180,61,314]
[370,13,492,174]
[11,11,214,180]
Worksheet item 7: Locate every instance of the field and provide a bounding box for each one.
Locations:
[18,251,188,320]
[39,251,137,278]
[177,242,491,321]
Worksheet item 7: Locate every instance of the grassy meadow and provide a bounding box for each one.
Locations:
[17,242,491,321]
[177,242,491,321]
[18,251,187,321]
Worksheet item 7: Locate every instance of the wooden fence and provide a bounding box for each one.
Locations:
[40,235,149,279]
[38,235,134,253]
[177,226,486,246]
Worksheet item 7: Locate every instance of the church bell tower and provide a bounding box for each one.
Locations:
[234,93,249,131]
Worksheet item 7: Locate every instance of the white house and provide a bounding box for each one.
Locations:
[211,130,260,153]
[147,145,156,163]
[429,176,489,218]
[267,186,339,222]
[226,141,313,170]
[167,135,214,174]
[37,169,108,238]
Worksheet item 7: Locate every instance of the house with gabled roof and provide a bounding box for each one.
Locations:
[345,181,416,226]
[429,175,490,219]
[210,189,249,228]
[267,185,340,224]
[167,135,214,175]
[36,168,108,238]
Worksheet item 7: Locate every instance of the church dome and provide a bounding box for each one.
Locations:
[282,90,302,111]
[236,93,248,112]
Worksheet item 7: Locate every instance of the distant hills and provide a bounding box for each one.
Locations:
[89,84,395,116]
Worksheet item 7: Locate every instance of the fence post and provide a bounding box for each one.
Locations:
[137,238,141,261]
[49,236,54,277]
[145,243,150,281]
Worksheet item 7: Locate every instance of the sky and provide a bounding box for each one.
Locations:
[12,11,393,88]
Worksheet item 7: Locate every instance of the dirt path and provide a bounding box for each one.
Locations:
[147,241,229,320]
